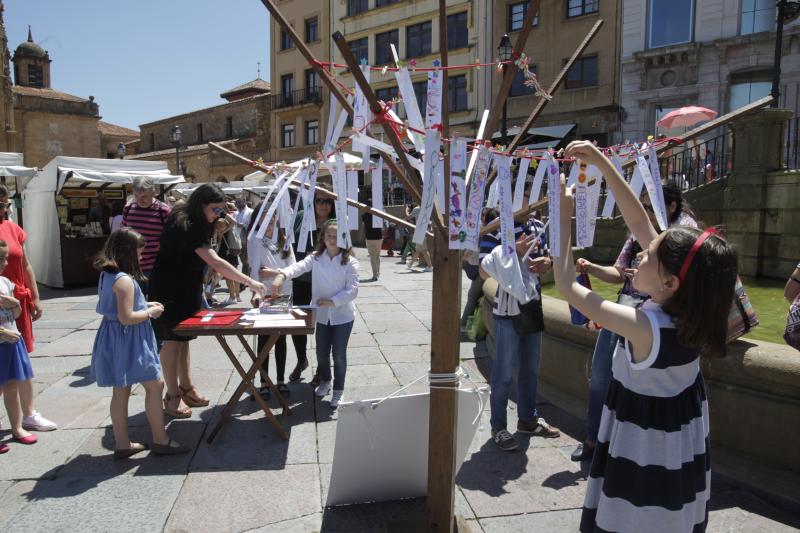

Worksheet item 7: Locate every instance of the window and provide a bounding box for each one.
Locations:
[449,75,468,112]
[306,120,319,145]
[306,69,318,93]
[281,74,294,106]
[376,0,400,6]
[728,71,772,112]
[447,12,468,50]
[413,81,428,114]
[648,0,694,49]
[305,17,318,43]
[349,37,369,63]
[347,0,368,16]
[280,29,294,51]
[740,0,774,35]
[567,0,599,18]
[406,21,432,59]
[226,117,233,138]
[196,123,204,144]
[375,30,399,65]
[282,123,295,148]
[565,55,598,89]
[375,85,399,104]
[508,2,539,32]
[27,64,44,87]
[510,65,537,97]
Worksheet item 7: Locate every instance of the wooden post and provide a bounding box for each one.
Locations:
[425,2,461,531]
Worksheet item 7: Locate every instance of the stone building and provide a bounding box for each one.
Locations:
[619,0,800,142]
[270,0,330,163]
[0,2,15,151]
[131,78,272,182]
[494,0,622,146]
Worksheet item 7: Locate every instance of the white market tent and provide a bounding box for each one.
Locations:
[0,152,37,223]
[24,156,184,288]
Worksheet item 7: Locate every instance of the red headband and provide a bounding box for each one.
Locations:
[678,227,720,283]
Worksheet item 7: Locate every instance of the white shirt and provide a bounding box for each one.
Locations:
[0,276,19,335]
[248,235,295,294]
[234,207,253,241]
[280,252,359,325]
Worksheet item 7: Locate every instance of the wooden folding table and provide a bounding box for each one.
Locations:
[173,309,315,443]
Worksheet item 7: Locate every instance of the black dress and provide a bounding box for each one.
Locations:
[149,218,211,343]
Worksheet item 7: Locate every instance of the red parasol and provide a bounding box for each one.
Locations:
[656,106,718,129]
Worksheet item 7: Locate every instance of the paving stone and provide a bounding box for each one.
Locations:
[345,364,400,387]
[28,354,91,375]
[479,508,582,531]
[0,480,36,530]
[706,488,800,532]
[461,358,490,384]
[390,361,430,385]
[381,344,430,363]
[357,303,407,314]
[359,310,418,322]
[461,340,489,359]
[30,318,96,331]
[316,419,337,464]
[78,318,102,330]
[29,328,73,343]
[346,346,386,365]
[30,329,98,357]
[3,474,184,533]
[373,331,430,346]
[0,428,94,481]
[320,497,427,532]
[164,468,321,532]
[247,512,324,532]
[26,375,111,430]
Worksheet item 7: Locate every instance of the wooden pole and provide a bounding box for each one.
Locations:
[207,141,427,235]
[259,0,421,205]
[426,2,461,531]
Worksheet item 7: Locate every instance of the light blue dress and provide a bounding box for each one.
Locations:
[91,272,161,387]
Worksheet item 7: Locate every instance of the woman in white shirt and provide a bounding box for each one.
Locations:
[272,219,358,408]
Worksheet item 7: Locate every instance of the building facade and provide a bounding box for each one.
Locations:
[270,0,330,163]
[0,2,15,151]
[492,0,622,147]
[619,0,800,142]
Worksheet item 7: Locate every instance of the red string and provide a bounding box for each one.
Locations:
[314,59,513,72]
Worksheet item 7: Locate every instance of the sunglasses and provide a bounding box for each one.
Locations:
[211,207,225,215]
[315,198,332,205]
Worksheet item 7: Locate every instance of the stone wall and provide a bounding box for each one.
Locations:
[15,110,100,168]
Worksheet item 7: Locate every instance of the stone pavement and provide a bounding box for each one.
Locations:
[1,250,798,532]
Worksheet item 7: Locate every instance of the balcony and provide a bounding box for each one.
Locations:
[271,87,323,110]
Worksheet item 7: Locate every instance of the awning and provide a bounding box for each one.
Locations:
[491,123,576,142]
[57,167,184,192]
[0,153,36,178]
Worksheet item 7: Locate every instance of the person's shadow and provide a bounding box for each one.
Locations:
[456,440,529,497]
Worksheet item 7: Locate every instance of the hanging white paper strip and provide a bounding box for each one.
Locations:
[257,167,304,239]
[448,138,467,249]
[424,65,443,130]
[495,155,516,258]
[286,161,310,248]
[435,157,445,215]
[347,170,359,231]
[325,95,354,153]
[512,157,531,211]
[351,132,423,173]
[247,189,271,242]
[647,145,668,227]
[636,154,667,231]
[333,153,351,249]
[463,145,492,251]
[352,65,372,153]
[412,128,441,244]
[601,154,624,218]
[486,180,499,209]
[629,164,644,200]
[297,161,319,253]
[586,165,603,245]
[546,153,562,257]
[372,158,384,229]
[529,158,547,205]
[465,111,489,189]
[575,162,602,248]
[248,172,285,241]
[391,48,425,151]
[566,161,580,188]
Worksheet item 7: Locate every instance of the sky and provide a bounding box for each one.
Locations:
[5,0,271,130]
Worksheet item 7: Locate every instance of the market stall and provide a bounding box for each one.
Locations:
[0,152,37,225]
[23,156,184,288]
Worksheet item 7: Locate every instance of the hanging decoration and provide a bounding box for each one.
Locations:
[448,137,467,249]
[463,144,492,250]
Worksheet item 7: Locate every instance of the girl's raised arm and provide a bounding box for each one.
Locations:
[564,141,658,249]
[551,177,654,363]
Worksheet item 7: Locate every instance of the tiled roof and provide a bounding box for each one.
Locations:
[220,78,271,98]
[128,139,239,159]
[12,85,88,103]
[98,121,139,138]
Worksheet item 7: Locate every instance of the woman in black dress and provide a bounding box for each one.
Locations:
[149,184,267,418]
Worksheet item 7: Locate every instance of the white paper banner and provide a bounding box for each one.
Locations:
[566,161,580,188]
[463,145,492,250]
[352,65,372,152]
[647,145,668,227]
[257,167,304,239]
[435,157,445,215]
[371,158,384,229]
[529,158,547,205]
[636,154,667,231]
[333,153,351,249]
[413,128,441,244]
[601,154,624,218]
[425,66,443,130]
[587,166,603,245]
[465,110,489,189]
[393,61,425,151]
[512,157,530,211]
[495,155,516,258]
[351,132,423,173]
[575,162,602,248]
[486,180,499,208]
[546,153,562,257]
[629,164,644,200]
[247,190,271,242]
[297,161,319,253]
[325,95,354,152]
[347,170,359,231]
[288,159,311,247]
[448,138,467,249]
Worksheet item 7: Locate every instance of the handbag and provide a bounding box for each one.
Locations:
[784,295,800,351]
[224,227,242,255]
[512,298,545,335]
[727,277,758,343]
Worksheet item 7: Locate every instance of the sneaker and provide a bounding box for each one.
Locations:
[315,380,332,398]
[423,266,433,272]
[570,441,595,462]
[331,390,344,408]
[491,428,518,451]
[517,417,560,438]
[22,411,58,432]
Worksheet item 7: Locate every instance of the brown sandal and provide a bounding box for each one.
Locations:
[179,385,209,408]
[163,393,192,418]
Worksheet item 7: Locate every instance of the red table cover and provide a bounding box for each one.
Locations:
[178,310,243,327]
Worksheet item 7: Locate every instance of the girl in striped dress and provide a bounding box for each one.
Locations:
[554,141,738,533]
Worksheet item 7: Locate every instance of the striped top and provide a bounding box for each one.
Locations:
[122,200,170,271]
[581,301,710,533]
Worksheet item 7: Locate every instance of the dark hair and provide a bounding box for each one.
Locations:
[247,201,291,259]
[171,183,225,236]
[662,181,696,224]
[657,226,738,358]
[0,239,7,248]
[314,219,351,265]
[93,228,147,282]
[482,207,499,225]
[0,184,7,198]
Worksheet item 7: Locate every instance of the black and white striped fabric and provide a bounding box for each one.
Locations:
[580,301,710,533]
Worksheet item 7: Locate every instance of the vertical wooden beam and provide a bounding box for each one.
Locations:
[426,2,461,531]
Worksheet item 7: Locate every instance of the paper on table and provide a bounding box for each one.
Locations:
[249,318,307,328]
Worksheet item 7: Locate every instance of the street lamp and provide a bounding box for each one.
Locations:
[771,0,800,108]
[117,142,126,159]
[171,125,182,174]
[498,34,513,143]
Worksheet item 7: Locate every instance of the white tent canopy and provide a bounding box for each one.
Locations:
[0,152,36,179]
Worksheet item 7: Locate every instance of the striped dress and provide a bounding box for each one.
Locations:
[581,301,710,533]
[122,200,171,272]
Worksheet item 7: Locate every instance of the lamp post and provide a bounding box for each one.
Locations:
[117,142,126,159]
[771,1,800,108]
[171,125,182,174]
[498,34,513,143]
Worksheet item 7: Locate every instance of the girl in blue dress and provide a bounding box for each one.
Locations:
[92,229,188,459]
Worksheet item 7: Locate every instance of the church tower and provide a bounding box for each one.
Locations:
[0,1,16,150]
[11,26,50,88]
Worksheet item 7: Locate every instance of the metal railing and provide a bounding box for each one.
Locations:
[270,87,323,110]
[657,128,732,190]
[786,116,799,169]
